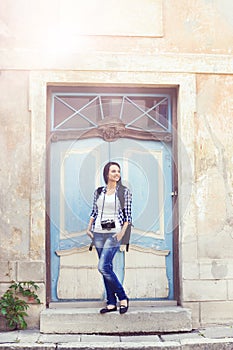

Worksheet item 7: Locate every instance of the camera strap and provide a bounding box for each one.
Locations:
[100,190,117,222]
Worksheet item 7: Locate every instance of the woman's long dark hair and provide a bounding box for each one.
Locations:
[103,162,121,184]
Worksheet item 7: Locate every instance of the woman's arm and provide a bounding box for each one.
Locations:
[87,189,99,239]
[123,188,132,224]
[114,187,132,242]
[87,217,94,239]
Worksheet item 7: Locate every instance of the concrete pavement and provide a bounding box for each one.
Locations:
[1,326,233,349]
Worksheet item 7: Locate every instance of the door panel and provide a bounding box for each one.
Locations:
[50,137,173,301]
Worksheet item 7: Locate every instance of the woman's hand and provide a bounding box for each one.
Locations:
[87,218,94,239]
[113,231,124,242]
[87,229,94,240]
[113,222,129,242]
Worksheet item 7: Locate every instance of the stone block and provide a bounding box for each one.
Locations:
[200,326,233,339]
[0,283,11,296]
[181,338,233,350]
[199,259,233,280]
[200,301,233,324]
[182,302,200,329]
[183,280,227,302]
[10,329,40,343]
[58,342,181,350]
[182,261,199,280]
[26,300,45,329]
[181,239,198,262]
[57,342,181,350]
[121,335,160,342]
[196,169,226,237]
[0,330,20,343]
[198,227,233,260]
[0,344,55,350]
[0,261,16,281]
[39,334,81,343]
[17,261,45,281]
[81,335,119,343]
[161,332,200,342]
[227,280,233,300]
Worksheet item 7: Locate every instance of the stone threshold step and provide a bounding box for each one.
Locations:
[40,306,192,334]
[49,300,177,308]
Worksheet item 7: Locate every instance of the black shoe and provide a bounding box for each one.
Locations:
[100,306,117,314]
[119,298,129,314]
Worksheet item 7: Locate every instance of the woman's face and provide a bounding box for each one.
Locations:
[108,165,121,183]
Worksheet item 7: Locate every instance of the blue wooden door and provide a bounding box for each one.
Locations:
[50,137,173,301]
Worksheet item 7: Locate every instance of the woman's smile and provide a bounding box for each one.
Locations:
[108,165,121,183]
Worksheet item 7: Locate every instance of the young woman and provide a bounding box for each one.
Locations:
[86,162,132,314]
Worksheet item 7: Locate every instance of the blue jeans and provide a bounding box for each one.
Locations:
[94,232,127,306]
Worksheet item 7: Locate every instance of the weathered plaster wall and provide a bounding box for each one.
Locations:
[1,0,233,54]
[0,70,45,327]
[182,75,233,326]
[0,71,30,260]
[0,0,233,328]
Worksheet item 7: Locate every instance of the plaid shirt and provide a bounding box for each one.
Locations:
[90,185,132,228]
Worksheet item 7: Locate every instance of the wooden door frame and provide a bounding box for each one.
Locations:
[45,85,179,305]
[171,89,180,304]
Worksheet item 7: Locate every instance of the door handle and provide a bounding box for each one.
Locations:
[171,190,178,197]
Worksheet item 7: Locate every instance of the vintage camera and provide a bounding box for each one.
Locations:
[101,219,116,230]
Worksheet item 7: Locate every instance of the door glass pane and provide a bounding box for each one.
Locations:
[51,92,171,132]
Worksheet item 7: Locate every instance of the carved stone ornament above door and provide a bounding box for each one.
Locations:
[98,117,126,142]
